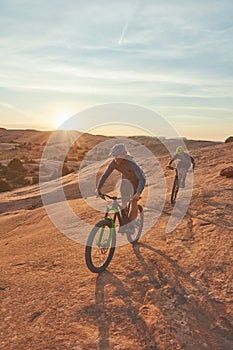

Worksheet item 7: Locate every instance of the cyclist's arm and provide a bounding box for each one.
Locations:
[133,192,141,201]
[168,155,176,166]
[97,160,115,193]
[190,156,195,170]
[133,163,146,194]
[168,159,173,166]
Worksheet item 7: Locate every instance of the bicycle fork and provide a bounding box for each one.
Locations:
[96,208,117,249]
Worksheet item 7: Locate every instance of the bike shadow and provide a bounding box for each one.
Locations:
[131,242,233,349]
[95,270,158,350]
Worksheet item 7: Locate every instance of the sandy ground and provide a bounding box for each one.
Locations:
[0,141,232,350]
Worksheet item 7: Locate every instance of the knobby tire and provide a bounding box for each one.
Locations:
[85,220,116,273]
[171,177,179,204]
[127,204,144,244]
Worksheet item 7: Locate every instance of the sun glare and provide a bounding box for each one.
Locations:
[90,124,152,137]
[54,113,72,129]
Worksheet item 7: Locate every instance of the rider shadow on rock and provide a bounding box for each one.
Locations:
[132,242,233,350]
[95,271,158,350]
[131,245,164,290]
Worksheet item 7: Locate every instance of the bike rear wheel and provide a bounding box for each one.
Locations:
[171,177,179,204]
[85,220,116,273]
[127,204,144,244]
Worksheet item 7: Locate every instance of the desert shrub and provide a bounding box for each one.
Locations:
[14,175,28,185]
[0,164,7,176]
[62,165,70,176]
[5,167,27,186]
[8,158,26,173]
[5,169,20,180]
[27,159,37,164]
[0,179,10,192]
[32,176,39,184]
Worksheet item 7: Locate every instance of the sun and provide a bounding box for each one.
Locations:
[53,112,72,129]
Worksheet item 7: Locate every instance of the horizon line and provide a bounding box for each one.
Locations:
[0,125,225,143]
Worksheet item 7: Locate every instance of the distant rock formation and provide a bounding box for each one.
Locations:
[220,166,233,178]
[225,136,233,143]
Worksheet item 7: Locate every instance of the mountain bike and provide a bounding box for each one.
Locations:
[167,165,187,204]
[85,193,144,273]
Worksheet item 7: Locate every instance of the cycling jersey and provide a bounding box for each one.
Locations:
[172,152,195,170]
[97,156,146,195]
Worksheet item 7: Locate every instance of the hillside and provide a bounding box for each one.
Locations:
[0,128,221,191]
[0,131,232,350]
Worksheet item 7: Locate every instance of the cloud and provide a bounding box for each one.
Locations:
[0,101,37,125]
[0,0,232,137]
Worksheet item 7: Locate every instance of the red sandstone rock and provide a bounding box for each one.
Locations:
[220,166,233,177]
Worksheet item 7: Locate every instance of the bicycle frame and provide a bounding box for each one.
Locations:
[85,193,144,273]
[104,197,129,225]
[96,194,130,248]
[96,223,114,249]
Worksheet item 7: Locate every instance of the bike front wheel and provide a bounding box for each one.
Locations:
[127,204,144,244]
[171,177,179,204]
[85,220,116,273]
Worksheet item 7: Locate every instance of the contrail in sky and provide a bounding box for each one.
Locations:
[118,0,141,46]
[0,102,35,121]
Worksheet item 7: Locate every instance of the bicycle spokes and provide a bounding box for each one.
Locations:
[85,220,116,273]
[97,226,113,250]
[126,204,144,244]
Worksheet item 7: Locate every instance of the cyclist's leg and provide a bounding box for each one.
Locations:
[129,181,140,221]
[177,163,187,187]
[182,166,190,187]
[129,194,139,220]
[120,179,133,224]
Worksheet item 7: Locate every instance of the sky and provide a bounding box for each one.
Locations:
[0,0,232,141]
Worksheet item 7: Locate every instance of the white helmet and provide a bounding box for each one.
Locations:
[109,143,129,158]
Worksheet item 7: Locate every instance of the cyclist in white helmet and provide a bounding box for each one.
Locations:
[167,146,195,188]
[97,143,146,228]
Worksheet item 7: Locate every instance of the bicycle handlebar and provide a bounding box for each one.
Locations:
[98,192,141,201]
[98,193,118,200]
[166,165,193,173]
